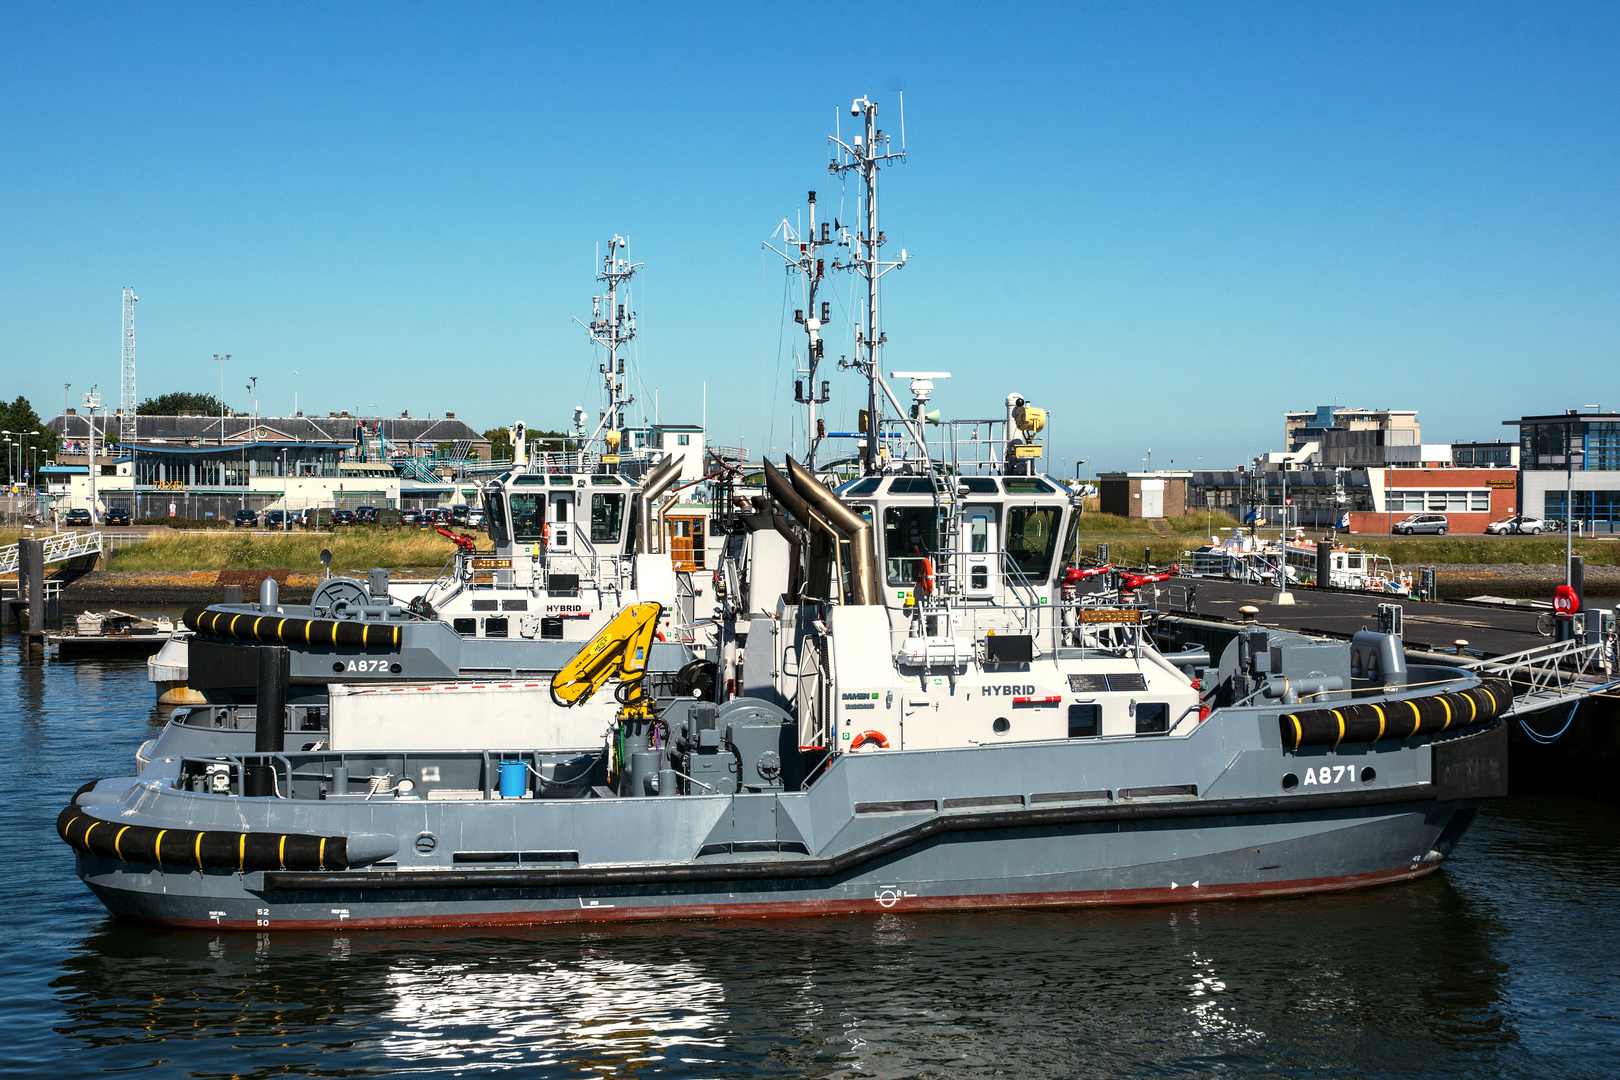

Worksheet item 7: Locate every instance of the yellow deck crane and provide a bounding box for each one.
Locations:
[548,602,665,778]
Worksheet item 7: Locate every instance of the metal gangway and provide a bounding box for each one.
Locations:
[0,531,104,576]
[1409,631,1619,718]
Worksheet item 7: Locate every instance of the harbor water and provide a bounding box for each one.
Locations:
[5,629,1618,1078]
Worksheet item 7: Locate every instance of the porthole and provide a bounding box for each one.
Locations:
[992,717,1011,735]
[1282,773,1299,791]
[390,663,402,674]
[414,832,438,856]
[332,662,344,673]
[1361,767,1376,784]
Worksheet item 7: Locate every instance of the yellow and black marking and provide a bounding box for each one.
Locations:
[57,805,349,872]
[184,606,401,650]
[1279,679,1513,750]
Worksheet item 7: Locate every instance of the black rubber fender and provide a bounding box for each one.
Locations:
[184,606,401,650]
[1280,679,1513,750]
[57,804,356,871]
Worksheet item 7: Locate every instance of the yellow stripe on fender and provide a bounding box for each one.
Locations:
[1287,714,1302,749]
[1331,709,1345,745]
[1406,699,1422,738]
[276,618,288,642]
[1439,697,1453,731]
[82,821,99,849]
[1372,704,1386,741]
[114,825,131,860]
[278,835,287,870]
[195,832,205,868]
[1481,686,1497,715]
[238,833,246,872]
[318,837,327,870]
[154,829,168,867]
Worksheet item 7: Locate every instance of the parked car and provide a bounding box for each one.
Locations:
[1392,513,1448,536]
[355,506,379,524]
[263,509,287,528]
[234,509,258,528]
[330,509,356,527]
[103,507,131,526]
[1485,514,1545,535]
[399,509,422,526]
[64,508,93,527]
[448,505,470,526]
[466,508,486,528]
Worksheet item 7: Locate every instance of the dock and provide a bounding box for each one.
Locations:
[1149,578,1619,719]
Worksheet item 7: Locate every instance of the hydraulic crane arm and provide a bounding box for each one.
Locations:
[548,601,664,709]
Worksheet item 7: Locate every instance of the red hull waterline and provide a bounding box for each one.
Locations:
[109,862,1441,931]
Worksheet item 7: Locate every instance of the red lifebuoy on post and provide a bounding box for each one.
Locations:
[916,558,935,597]
[849,730,890,752]
[1553,585,1579,617]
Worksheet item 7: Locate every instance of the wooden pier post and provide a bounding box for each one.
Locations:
[20,539,45,661]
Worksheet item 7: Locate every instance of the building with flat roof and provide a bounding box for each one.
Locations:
[1098,471,1193,519]
[1506,409,1620,532]
[44,410,490,520]
[1285,406,1421,464]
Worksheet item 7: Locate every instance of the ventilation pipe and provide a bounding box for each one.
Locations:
[764,459,840,604]
[634,454,685,553]
[785,456,879,606]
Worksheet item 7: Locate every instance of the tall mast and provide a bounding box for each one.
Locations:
[120,288,138,448]
[575,235,641,455]
[765,191,833,468]
[829,95,908,474]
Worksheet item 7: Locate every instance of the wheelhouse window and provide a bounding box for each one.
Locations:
[591,492,626,543]
[1006,505,1064,581]
[509,494,546,542]
[884,505,939,585]
[484,493,510,543]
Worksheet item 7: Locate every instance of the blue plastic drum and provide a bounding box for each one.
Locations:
[498,759,528,798]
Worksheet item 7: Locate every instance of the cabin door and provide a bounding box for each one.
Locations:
[664,514,706,570]
[963,505,999,599]
[549,492,575,552]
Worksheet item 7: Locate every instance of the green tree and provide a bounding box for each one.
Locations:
[0,395,60,486]
[483,426,513,463]
[138,392,230,416]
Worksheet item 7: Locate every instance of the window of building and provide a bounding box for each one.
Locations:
[1471,491,1490,511]
[591,493,625,543]
[677,433,690,446]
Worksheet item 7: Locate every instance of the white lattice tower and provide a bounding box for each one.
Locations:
[120,287,138,446]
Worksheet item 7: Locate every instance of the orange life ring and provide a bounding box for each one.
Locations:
[849,730,890,752]
[916,558,935,597]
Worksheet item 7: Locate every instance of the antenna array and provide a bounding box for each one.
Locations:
[120,288,138,447]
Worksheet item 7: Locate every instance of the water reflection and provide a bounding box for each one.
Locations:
[12,634,1620,1078]
[51,876,1525,1078]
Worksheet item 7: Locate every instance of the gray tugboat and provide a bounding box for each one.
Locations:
[59,96,1510,929]
[136,237,716,768]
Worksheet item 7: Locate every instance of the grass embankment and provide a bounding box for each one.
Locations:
[1344,536,1620,567]
[107,530,476,576]
[1076,510,1240,537]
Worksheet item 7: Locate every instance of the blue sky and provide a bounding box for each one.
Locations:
[2,2,1615,473]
